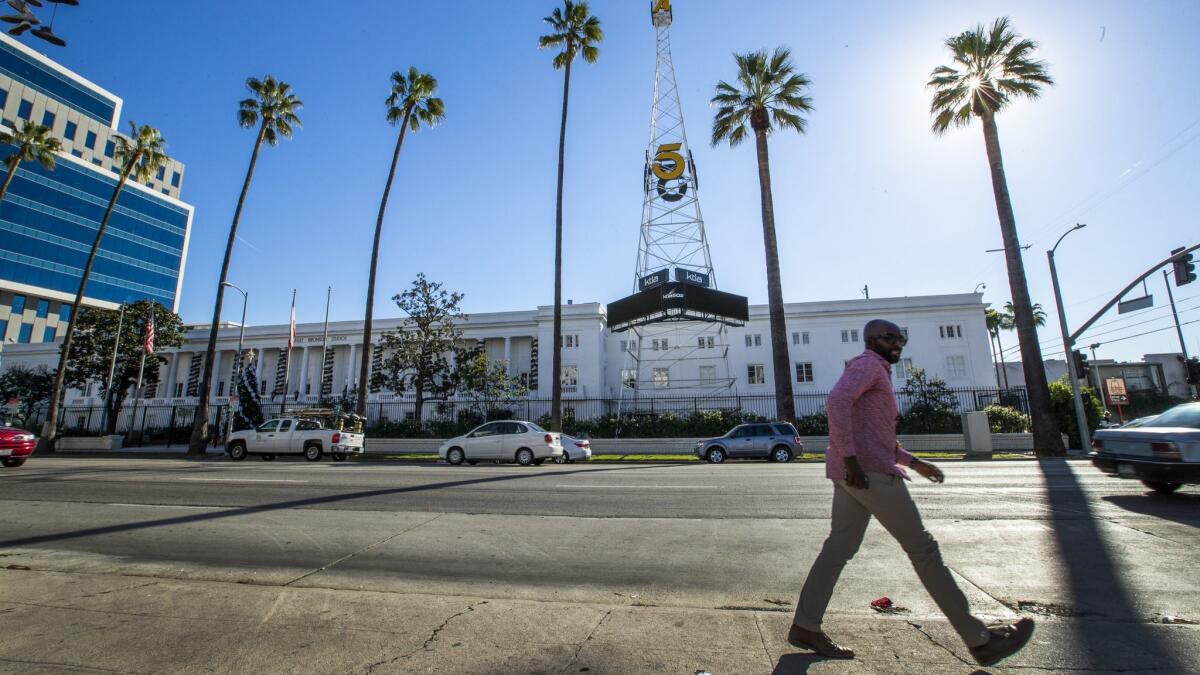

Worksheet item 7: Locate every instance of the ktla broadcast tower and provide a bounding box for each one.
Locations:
[610,0,749,404]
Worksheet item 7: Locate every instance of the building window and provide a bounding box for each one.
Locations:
[894,358,913,381]
[17,323,32,343]
[59,304,71,322]
[652,339,660,351]
[561,334,578,348]
[64,120,77,141]
[560,365,578,387]
[841,330,849,343]
[104,140,114,157]
[745,334,762,347]
[42,110,55,128]
[156,165,165,180]
[795,362,814,383]
[901,327,909,340]
[747,363,766,385]
[851,329,859,342]
[218,381,225,396]
[175,383,184,398]
[0,319,7,341]
[85,130,97,149]
[171,171,181,187]
[72,149,83,158]
[35,299,49,318]
[11,295,25,314]
[621,368,637,389]
[945,355,967,379]
[699,365,716,385]
[42,326,56,342]
[17,99,32,120]
[697,336,715,349]
[940,324,962,339]
[792,331,810,346]
[653,368,670,388]
[0,89,7,110]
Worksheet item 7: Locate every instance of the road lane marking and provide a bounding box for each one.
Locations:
[106,503,214,509]
[555,484,718,489]
[178,478,308,483]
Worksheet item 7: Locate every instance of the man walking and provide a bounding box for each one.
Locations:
[788,319,1035,667]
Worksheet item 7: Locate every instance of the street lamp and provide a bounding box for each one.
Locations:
[221,282,248,441]
[974,283,986,294]
[1048,223,1091,451]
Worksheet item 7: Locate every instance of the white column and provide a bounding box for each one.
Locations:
[504,337,513,377]
[299,346,311,397]
[210,350,223,398]
[348,343,358,391]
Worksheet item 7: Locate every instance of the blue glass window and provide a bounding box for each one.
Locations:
[155,166,165,180]
[0,42,118,126]
[10,295,25,314]
[59,304,70,322]
[42,110,55,128]
[17,323,32,343]
[171,171,181,187]
[71,149,83,158]
[35,299,48,317]
[17,99,32,120]
[42,326,56,342]
[0,318,6,341]
[85,130,97,149]
[0,89,7,110]
[64,121,77,141]
[104,140,114,157]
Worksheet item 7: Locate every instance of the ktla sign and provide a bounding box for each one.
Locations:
[674,268,709,288]
[639,268,669,290]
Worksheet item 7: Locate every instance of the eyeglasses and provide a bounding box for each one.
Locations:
[874,333,908,346]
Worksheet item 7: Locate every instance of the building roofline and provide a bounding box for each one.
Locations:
[0,33,123,130]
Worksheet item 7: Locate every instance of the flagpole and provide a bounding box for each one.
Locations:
[282,289,295,412]
[320,286,331,400]
[99,303,126,435]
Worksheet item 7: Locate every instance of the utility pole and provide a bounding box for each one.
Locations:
[99,303,126,435]
[1047,224,1091,451]
[1163,269,1196,397]
[320,286,331,401]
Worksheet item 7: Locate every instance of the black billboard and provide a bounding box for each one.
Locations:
[639,268,670,290]
[673,267,710,287]
[608,282,749,332]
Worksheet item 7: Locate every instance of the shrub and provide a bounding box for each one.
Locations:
[1048,377,1104,449]
[897,368,960,434]
[983,405,1030,433]
[793,413,829,436]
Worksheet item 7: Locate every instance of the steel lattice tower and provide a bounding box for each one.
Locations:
[616,1,736,401]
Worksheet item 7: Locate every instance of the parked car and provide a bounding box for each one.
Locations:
[226,414,365,462]
[694,422,803,463]
[439,421,563,466]
[1120,415,1159,428]
[554,435,592,464]
[0,426,36,468]
[1090,402,1200,494]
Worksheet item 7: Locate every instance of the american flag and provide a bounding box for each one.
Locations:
[144,307,155,355]
[287,298,296,351]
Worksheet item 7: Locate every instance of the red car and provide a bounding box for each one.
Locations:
[0,426,36,468]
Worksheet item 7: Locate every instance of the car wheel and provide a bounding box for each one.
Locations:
[771,446,793,463]
[1142,480,1182,495]
[706,447,726,464]
[447,447,465,466]
[1,457,26,468]
[304,444,323,462]
[553,452,569,465]
[331,452,346,462]
[516,448,534,466]
[228,442,247,461]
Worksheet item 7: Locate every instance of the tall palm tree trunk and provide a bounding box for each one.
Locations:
[189,125,268,453]
[357,107,414,417]
[39,162,137,451]
[981,112,1063,455]
[751,123,796,422]
[0,159,20,203]
[550,57,573,432]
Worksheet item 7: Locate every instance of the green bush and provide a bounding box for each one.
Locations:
[896,368,960,434]
[793,413,829,436]
[983,405,1030,433]
[1049,377,1104,449]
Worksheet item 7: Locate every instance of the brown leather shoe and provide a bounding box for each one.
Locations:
[787,624,855,658]
[970,618,1036,667]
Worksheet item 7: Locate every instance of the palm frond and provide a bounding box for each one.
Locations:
[710,47,813,146]
[539,0,602,70]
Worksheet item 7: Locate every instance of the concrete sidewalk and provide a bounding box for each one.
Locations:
[1,568,1196,674]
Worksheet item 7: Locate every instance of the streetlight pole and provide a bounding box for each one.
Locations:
[1048,223,1091,451]
[221,282,248,441]
[1162,269,1197,398]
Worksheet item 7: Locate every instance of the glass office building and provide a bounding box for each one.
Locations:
[0,33,192,345]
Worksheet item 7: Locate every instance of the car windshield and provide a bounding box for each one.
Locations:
[526,422,546,432]
[1142,405,1200,429]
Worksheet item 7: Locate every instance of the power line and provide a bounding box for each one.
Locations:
[998,302,1200,358]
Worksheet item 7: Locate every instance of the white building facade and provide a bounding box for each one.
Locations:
[2,293,998,417]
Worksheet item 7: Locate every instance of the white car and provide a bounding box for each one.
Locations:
[553,435,592,464]
[439,421,563,466]
[226,416,365,462]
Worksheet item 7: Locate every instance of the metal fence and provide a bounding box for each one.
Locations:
[22,385,1028,444]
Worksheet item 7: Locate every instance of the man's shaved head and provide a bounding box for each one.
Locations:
[864,319,905,363]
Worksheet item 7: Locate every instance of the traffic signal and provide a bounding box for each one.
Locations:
[1072,350,1090,379]
[1171,247,1196,286]
[1186,357,1200,385]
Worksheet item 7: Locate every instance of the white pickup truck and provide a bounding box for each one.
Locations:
[226,416,365,462]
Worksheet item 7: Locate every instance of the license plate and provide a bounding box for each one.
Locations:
[1117,464,1137,477]
[0,449,11,456]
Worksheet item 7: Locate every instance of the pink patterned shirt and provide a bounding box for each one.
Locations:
[825,350,915,481]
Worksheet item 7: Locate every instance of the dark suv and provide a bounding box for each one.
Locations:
[694,422,803,463]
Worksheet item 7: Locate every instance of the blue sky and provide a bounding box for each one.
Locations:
[29,0,1200,364]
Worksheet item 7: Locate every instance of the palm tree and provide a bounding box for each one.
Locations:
[984,308,1007,388]
[539,0,602,432]
[0,120,61,202]
[928,18,1063,456]
[355,68,444,418]
[189,76,302,453]
[1004,300,1046,327]
[40,122,169,451]
[711,47,813,423]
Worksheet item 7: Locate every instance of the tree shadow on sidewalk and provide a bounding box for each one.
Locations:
[1037,458,1186,671]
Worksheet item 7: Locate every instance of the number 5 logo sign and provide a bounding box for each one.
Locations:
[652,143,688,202]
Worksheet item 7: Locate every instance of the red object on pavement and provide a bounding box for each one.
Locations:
[870,597,894,609]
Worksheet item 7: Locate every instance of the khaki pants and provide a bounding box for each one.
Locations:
[794,473,990,648]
